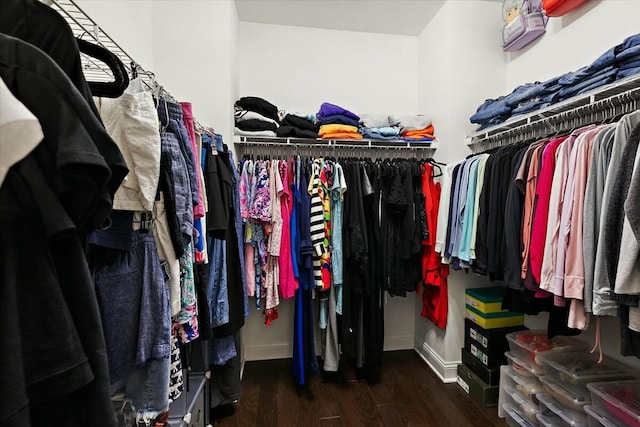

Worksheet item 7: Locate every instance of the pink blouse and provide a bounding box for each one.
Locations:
[529,136,567,285]
[278,160,297,298]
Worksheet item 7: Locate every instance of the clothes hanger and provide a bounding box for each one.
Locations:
[77,38,129,98]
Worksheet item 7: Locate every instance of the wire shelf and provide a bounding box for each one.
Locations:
[467,73,640,153]
[234,136,438,158]
[47,0,174,99]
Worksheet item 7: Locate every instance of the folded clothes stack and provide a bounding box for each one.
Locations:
[471,33,640,130]
[235,96,279,137]
[276,112,319,138]
[389,115,435,141]
[615,35,640,79]
[317,102,362,139]
[358,114,400,140]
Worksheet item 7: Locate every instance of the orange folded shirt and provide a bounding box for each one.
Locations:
[402,126,435,139]
[321,132,364,140]
[319,124,359,137]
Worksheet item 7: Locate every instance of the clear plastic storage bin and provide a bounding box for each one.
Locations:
[584,405,618,427]
[506,351,546,377]
[507,331,587,370]
[503,403,537,427]
[538,352,634,400]
[537,390,588,426]
[503,364,543,402]
[504,385,541,424]
[587,381,640,427]
[536,412,566,427]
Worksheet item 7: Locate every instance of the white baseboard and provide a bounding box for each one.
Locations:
[244,343,292,361]
[384,335,415,351]
[414,339,460,383]
[244,334,415,362]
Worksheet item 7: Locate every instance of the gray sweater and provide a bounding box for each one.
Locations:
[582,125,615,313]
[592,110,640,317]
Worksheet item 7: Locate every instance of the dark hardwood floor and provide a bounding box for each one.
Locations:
[217,350,508,427]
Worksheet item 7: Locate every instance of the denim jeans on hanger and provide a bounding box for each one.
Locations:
[92,232,171,383]
[228,148,250,317]
[207,236,229,328]
[158,130,193,252]
[157,99,200,208]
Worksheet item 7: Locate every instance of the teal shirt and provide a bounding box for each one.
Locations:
[458,157,481,263]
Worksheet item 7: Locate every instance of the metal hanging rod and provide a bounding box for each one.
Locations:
[467,73,640,153]
[46,0,175,101]
[233,135,438,151]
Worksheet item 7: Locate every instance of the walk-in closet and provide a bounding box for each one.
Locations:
[2,0,640,426]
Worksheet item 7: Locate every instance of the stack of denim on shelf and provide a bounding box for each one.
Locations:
[470,33,640,130]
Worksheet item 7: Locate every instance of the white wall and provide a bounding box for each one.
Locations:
[152,1,238,142]
[75,0,155,70]
[414,0,506,382]
[76,0,238,142]
[238,22,419,116]
[506,0,640,87]
[238,21,419,360]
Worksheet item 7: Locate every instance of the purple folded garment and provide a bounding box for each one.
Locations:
[316,102,360,121]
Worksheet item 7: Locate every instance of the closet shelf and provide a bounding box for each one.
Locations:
[233,135,439,151]
[467,73,640,152]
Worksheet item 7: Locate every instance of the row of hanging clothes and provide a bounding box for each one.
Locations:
[0,0,247,425]
[236,151,449,384]
[439,108,640,358]
[89,84,249,425]
[1,0,131,426]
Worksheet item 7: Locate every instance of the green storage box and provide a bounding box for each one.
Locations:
[456,363,499,408]
[465,286,509,314]
[465,305,524,329]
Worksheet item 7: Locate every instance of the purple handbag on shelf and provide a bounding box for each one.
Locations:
[502,0,548,52]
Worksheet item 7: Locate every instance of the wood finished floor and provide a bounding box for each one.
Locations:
[217,350,507,427]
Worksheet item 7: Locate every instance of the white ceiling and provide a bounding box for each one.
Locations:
[235,0,447,36]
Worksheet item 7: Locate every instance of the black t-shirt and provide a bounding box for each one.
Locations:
[1,159,117,426]
[0,0,101,119]
[0,34,128,232]
[503,147,528,289]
